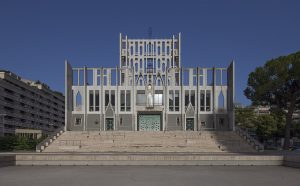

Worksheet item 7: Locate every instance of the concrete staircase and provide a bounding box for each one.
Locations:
[36,127,65,152]
[42,131,256,153]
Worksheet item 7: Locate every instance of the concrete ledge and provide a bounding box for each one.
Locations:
[2,153,300,167]
[16,160,283,166]
[14,153,284,166]
[283,155,300,168]
[0,155,15,167]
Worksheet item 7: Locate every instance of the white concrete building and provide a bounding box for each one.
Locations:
[65,33,235,131]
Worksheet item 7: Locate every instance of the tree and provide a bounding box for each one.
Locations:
[270,108,286,138]
[235,107,256,129]
[244,51,300,149]
[254,115,277,142]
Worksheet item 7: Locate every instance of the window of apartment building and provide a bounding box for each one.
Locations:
[4,88,14,94]
[4,97,13,103]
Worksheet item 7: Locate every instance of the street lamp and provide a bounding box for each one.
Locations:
[0,114,7,136]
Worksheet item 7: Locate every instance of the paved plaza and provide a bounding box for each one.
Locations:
[0,166,299,186]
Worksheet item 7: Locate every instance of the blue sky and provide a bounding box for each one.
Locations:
[0,0,299,105]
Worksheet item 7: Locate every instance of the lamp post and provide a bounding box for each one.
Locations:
[0,114,7,136]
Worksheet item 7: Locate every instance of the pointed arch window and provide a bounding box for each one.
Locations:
[75,91,82,111]
[218,91,225,111]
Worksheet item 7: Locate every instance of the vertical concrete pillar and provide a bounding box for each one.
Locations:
[84,66,87,131]
[101,67,104,131]
[213,67,216,130]
[64,60,73,131]
[227,61,235,131]
[196,66,199,131]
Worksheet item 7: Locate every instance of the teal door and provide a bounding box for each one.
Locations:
[138,114,161,131]
[186,118,194,131]
[105,118,114,131]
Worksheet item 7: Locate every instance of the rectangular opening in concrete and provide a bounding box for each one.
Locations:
[137,112,162,131]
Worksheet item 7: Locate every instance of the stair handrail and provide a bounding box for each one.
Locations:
[235,126,264,151]
[36,125,65,152]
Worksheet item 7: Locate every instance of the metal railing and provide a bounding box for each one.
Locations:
[36,125,65,152]
[235,126,264,151]
[59,140,81,146]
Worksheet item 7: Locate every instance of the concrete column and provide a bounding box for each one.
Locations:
[196,67,199,131]
[101,67,104,131]
[213,67,216,130]
[84,66,87,131]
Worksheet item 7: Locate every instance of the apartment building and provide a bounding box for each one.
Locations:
[0,70,64,136]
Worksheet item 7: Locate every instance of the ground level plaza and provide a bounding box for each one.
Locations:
[0,165,299,186]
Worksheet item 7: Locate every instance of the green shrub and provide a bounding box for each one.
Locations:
[0,135,46,152]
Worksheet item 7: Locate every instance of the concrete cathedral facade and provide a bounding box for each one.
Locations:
[65,33,235,132]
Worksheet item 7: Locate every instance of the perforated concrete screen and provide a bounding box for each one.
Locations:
[138,115,161,131]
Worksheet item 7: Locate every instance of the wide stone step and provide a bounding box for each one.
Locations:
[42,131,255,153]
[16,153,283,166]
